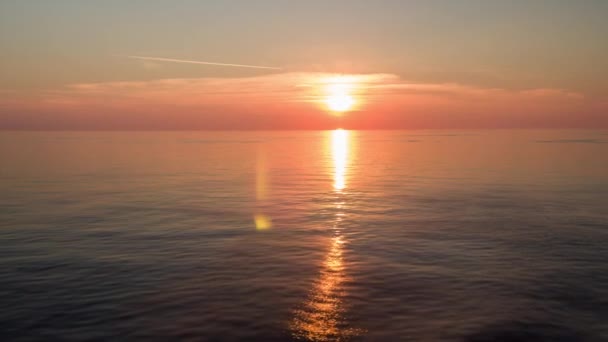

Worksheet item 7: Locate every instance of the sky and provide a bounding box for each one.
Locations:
[0,0,607,129]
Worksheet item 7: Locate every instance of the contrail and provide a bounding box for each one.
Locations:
[126,55,282,70]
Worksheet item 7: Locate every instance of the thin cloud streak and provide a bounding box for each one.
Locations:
[126,55,282,70]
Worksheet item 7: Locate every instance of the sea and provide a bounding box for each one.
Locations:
[1,130,607,341]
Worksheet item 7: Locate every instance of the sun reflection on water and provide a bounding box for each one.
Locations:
[332,129,349,191]
[290,129,361,341]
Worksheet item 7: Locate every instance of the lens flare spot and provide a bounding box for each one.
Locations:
[254,214,272,230]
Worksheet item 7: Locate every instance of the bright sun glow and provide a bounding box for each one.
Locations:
[324,76,356,113]
[327,94,354,112]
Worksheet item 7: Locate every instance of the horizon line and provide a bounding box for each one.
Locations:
[1,127,605,132]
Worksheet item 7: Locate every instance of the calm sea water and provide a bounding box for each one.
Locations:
[1,130,608,341]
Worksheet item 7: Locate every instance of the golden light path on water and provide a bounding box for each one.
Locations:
[332,129,349,191]
[291,129,362,341]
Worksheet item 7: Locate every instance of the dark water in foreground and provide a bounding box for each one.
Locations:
[1,130,608,341]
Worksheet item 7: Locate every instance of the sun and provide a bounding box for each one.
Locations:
[324,76,356,113]
[326,93,354,112]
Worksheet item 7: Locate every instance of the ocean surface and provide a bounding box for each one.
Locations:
[1,130,607,341]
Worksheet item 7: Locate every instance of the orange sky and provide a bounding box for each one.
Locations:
[1,1,607,129]
[2,72,605,130]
